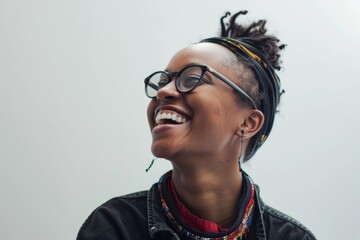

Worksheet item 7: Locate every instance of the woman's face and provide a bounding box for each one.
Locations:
[147,43,252,162]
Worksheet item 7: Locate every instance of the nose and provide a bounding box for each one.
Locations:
[156,79,180,101]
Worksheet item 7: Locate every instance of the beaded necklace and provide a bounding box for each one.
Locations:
[157,171,255,240]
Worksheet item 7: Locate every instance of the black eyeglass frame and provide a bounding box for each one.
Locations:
[144,64,257,109]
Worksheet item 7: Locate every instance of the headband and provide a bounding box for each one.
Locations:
[200,37,283,160]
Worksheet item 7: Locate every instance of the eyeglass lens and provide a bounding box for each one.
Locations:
[146,66,203,98]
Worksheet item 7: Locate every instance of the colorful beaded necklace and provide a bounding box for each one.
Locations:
[157,171,255,240]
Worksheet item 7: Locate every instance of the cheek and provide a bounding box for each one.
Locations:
[191,90,225,116]
[147,101,157,127]
[190,98,224,129]
[193,92,241,130]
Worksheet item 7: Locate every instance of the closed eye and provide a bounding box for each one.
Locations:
[182,75,201,88]
[158,78,169,88]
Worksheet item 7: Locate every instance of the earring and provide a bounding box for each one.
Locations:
[145,157,157,172]
[238,130,245,166]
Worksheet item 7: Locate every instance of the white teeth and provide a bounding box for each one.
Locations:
[155,114,160,123]
[155,111,187,125]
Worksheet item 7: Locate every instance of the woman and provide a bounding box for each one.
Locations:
[77,11,316,240]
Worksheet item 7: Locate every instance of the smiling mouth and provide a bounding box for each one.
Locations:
[155,111,188,125]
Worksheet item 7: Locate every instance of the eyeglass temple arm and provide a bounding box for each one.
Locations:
[206,67,257,109]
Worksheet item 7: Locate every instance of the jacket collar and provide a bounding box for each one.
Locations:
[147,183,180,239]
[254,184,267,240]
[146,177,267,240]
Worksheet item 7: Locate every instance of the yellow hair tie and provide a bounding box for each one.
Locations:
[223,39,268,68]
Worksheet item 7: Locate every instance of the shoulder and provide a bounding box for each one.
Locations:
[251,182,317,240]
[116,190,148,202]
[261,203,317,240]
[87,189,148,218]
[77,190,149,240]
[92,190,148,216]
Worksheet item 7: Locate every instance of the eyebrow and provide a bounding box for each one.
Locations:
[164,62,202,73]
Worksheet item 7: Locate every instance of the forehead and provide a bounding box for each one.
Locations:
[166,42,234,72]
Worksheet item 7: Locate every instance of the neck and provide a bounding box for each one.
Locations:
[171,159,243,228]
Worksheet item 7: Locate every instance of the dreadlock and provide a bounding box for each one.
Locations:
[221,11,286,70]
[204,11,286,161]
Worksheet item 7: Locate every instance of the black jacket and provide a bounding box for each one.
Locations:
[77,182,316,240]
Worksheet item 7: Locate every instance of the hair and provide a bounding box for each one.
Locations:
[218,11,286,161]
[220,11,285,69]
[220,11,285,107]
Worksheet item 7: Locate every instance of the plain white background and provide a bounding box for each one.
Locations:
[1,0,359,239]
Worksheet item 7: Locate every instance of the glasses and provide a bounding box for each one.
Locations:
[144,64,257,109]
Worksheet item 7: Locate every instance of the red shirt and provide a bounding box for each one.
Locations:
[167,177,227,233]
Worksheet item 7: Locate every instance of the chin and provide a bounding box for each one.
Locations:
[151,142,179,161]
[151,147,171,160]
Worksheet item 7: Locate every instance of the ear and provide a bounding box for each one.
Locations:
[236,109,264,139]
